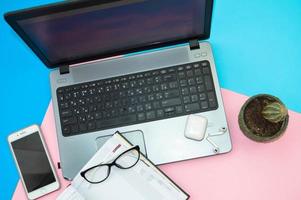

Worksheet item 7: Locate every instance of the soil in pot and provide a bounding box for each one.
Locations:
[244,96,283,137]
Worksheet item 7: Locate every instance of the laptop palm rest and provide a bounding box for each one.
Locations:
[95,130,147,156]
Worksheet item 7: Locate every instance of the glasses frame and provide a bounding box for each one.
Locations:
[80,145,140,184]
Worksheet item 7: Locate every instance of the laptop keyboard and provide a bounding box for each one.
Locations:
[57,61,218,136]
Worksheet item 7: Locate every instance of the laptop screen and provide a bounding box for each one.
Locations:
[5,0,212,68]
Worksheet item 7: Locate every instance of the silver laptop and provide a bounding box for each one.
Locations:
[5,0,232,180]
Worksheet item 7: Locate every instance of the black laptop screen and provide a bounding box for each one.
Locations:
[7,0,210,67]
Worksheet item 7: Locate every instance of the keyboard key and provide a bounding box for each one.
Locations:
[145,103,152,110]
[61,110,72,118]
[146,111,156,120]
[191,95,198,102]
[95,112,102,120]
[71,125,79,133]
[168,68,176,73]
[201,61,209,67]
[183,96,190,104]
[79,123,87,132]
[185,103,200,112]
[57,88,63,94]
[176,105,183,114]
[57,94,64,102]
[137,105,144,112]
[89,105,97,112]
[177,66,184,71]
[147,94,155,101]
[80,106,88,113]
[138,79,145,86]
[160,83,168,90]
[87,114,95,121]
[102,115,137,128]
[152,85,160,92]
[154,76,162,83]
[155,93,163,100]
[130,81,137,88]
[201,101,209,109]
[164,89,179,98]
[62,126,70,134]
[160,69,167,74]
[119,107,128,115]
[111,109,118,117]
[180,80,187,87]
[161,98,181,107]
[197,85,205,92]
[128,106,136,113]
[62,117,77,125]
[178,72,185,79]
[146,78,153,85]
[203,67,210,74]
[96,120,102,129]
[188,78,196,86]
[152,71,159,76]
[185,65,192,70]
[164,107,175,113]
[135,88,143,95]
[60,102,69,109]
[187,70,194,77]
[169,81,178,89]
[88,122,95,130]
[195,68,202,76]
[189,86,197,94]
[153,101,161,109]
[163,74,176,81]
[204,76,214,90]
[208,92,217,108]
[181,88,189,96]
[199,93,206,100]
[127,90,135,96]
[137,113,145,121]
[121,82,129,89]
[193,63,200,68]
[143,86,151,93]
[144,72,151,77]
[139,95,147,103]
[196,77,203,84]
[157,109,164,118]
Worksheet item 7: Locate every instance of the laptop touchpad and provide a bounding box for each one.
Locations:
[95,130,147,156]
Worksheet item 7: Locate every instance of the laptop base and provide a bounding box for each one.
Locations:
[50,42,232,180]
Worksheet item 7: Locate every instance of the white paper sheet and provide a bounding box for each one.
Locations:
[56,185,84,200]
[57,133,188,200]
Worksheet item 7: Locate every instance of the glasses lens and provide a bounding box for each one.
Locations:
[84,165,109,183]
[115,148,139,169]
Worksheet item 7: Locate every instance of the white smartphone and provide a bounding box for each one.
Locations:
[8,124,60,199]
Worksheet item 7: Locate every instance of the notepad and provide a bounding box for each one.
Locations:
[57,132,189,200]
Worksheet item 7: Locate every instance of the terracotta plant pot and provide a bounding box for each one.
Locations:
[238,94,289,142]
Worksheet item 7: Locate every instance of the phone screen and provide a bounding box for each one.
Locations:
[11,132,56,192]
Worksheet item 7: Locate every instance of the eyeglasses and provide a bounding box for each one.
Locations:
[80,145,140,184]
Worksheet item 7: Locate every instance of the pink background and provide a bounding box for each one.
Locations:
[13,89,301,199]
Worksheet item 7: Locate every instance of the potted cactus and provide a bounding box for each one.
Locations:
[238,94,289,142]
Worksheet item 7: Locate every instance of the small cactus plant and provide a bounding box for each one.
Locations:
[238,94,289,142]
[262,102,288,123]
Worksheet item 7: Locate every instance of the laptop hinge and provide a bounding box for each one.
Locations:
[59,65,70,75]
[189,39,200,50]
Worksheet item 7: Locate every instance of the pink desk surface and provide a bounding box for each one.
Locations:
[13,89,301,200]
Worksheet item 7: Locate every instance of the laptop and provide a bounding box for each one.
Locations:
[5,0,232,180]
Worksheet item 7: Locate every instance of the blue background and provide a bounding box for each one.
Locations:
[1,0,300,199]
